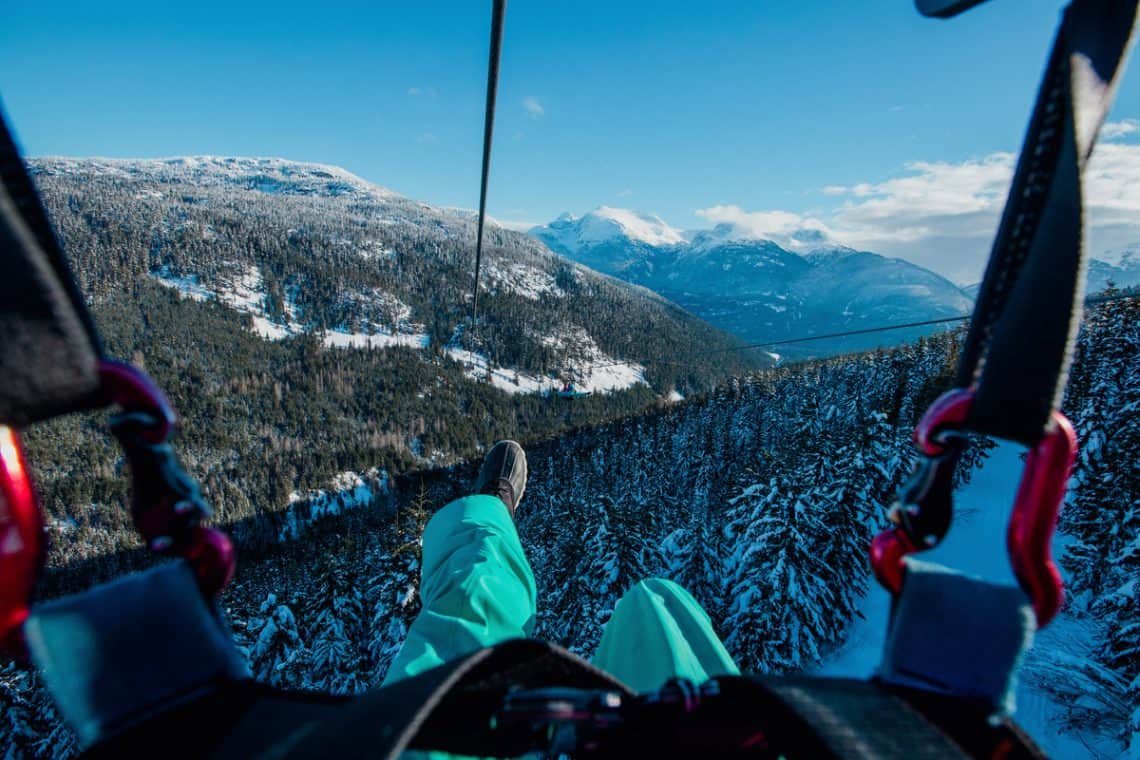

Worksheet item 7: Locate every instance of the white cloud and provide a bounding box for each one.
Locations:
[1102,119,1139,140]
[416,132,438,144]
[407,87,422,96]
[696,206,831,242]
[522,96,545,118]
[618,188,633,198]
[495,218,539,232]
[696,140,1140,283]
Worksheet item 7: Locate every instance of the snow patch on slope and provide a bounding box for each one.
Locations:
[1096,244,1140,269]
[34,155,399,202]
[540,327,647,393]
[441,326,647,397]
[444,348,552,395]
[582,207,684,246]
[151,266,430,349]
[279,468,390,542]
[486,261,564,300]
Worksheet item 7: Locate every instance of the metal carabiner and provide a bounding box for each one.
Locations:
[870,388,1074,627]
[871,389,972,594]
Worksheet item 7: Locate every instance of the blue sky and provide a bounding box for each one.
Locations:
[2,0,1137,282]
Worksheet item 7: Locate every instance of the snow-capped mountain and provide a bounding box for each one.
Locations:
[532,209,973,356]
[544,207,685,249]
[1087,244,1140,293]
[960,244,1140,301]
[37,156,402,202]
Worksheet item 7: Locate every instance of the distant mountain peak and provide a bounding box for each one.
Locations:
[532,207,684,251]
[580,206,685,247]
[1095,243,1139,269]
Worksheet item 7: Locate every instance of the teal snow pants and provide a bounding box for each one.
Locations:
[383,494,739,693]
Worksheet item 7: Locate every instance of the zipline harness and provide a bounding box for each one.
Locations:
[0,0,1136,756]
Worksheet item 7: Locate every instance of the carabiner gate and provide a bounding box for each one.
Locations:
[870,388,1074,627]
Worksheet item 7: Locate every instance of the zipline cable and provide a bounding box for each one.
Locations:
[579,290,1140,373]
[470,0,506,341]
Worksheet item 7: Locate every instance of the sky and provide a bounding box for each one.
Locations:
[2,0,1137,284]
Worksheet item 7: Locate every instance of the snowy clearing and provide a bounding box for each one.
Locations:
[280,468,390,542]
[323,330,430,350]
[539,327,648,393]
[152,265,429,350]
[574,360,646,393]
[487,261,563,300]
[445,348,552,395]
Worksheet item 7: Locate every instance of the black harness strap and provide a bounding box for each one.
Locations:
[287,639,631,759]
[0,113,103,425]
[957,0,1138,445]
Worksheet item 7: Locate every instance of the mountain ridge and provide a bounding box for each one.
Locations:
[531,207,974,356]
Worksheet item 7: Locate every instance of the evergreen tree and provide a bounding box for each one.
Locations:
[248,594,308,688]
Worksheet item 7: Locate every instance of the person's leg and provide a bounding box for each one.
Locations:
[382,494,536,684]
[383,442,534,685]
[592,578,739,693]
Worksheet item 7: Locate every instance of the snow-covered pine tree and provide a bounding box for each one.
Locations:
[0,663,77,760]
[306,554,369,694]
[367,481,430,683]
[248,594,308,688]
[724,479,832,673]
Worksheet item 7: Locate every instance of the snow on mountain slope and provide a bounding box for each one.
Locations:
[820,443,1126,758]
[966,245,1140,298]
[1097,244,1140,270]
[1088,245,1140,293]
[541,207,684,250]
[35,155,400,201]
[532,209,972,357]
[685,220,835,253]
[151,265,432,349]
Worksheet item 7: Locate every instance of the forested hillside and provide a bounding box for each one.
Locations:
[3,295,1137,757]
[30,157,760,391]
[15,157,765,575]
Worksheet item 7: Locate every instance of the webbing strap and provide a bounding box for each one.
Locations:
[745,676,970,759]
[957,0,1138,445]
[745,675,1048,760]
[0,112,103,425]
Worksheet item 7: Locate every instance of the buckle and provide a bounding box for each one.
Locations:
[870,388,1074,627]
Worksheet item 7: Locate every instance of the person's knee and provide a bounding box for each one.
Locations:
[619,577,689,607]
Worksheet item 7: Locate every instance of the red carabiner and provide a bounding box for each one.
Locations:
[0,426,44,655]
[871,389,1074,627]
[1008,412,1075,627]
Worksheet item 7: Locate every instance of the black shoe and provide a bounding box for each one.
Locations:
[474,440,527,516]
